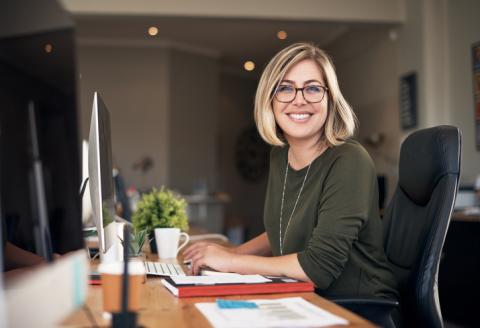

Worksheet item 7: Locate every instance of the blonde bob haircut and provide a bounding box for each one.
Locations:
[254,42,357,147]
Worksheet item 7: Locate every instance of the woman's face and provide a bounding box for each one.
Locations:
[272,59,328,145]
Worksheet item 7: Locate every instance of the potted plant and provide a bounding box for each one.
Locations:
[127,228,148,257]
[132,187,189,253]
[117,227,148,262]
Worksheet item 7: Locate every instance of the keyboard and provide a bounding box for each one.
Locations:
[144,261,186,276]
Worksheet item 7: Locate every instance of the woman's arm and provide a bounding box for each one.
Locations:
[186,243,312,283]
[230,253,311,282]
[183,231,272,260]
[235,232,272,256]
[4,242,46,271]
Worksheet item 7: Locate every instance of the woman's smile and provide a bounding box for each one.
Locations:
[286,111,314,122]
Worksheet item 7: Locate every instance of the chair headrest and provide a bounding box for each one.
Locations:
[399,125,461,205]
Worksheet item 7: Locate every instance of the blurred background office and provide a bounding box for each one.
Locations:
[2,0,480,326]
[66,3,480,324]
[64,0,480,240]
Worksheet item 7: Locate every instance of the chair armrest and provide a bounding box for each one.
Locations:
[329,297,399,328]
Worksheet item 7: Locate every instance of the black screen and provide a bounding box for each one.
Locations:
[0,20,83,255]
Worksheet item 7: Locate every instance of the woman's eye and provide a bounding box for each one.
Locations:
[278,85,294,93]
[305,85,321,93]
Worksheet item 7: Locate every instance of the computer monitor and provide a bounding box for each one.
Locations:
[0,0,83,258]
[88,92,123,262]
[0,1,88,326]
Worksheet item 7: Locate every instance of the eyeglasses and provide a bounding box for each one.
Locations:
[274,84,329,103]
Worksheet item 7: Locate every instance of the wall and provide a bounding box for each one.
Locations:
[447,0,480,184]
[396,0,480,184]
[77,43,224,193]
[218,73,267,238]
[167,49,220,193]
[328,27,401,202]
[330,0,480,194]
[77,41,265,236]
[77,44,170,190]
[395,0,426,130]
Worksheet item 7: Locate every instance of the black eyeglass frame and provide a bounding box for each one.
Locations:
[274,85,329,103]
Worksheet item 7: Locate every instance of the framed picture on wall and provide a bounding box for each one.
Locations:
[472,41,480,150]
[399,72,418,130]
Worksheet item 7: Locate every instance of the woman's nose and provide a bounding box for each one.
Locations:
[292,89,307,105]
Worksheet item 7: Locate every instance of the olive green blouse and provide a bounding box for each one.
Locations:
[263,140,398,299]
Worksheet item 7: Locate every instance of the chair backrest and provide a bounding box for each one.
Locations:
[382,126,461,328]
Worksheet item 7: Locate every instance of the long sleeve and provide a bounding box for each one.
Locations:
[297,145,376,290]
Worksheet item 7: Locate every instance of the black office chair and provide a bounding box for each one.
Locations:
[334,126,462,328]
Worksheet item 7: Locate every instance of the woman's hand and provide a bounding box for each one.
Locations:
[183,241,236,258]
[183,242,238,275]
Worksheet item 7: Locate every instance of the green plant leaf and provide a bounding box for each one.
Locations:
[132,187,189,236]
[118,228,149,256]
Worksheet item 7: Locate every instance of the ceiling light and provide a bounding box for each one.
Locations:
[277,30,288,40]
[148,26,159,36]
[244,61,255,72]
[44,43,53,54]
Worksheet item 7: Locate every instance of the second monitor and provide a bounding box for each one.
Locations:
[88,92,123,262]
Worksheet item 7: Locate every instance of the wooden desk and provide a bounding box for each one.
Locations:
[64,239,373,327]
[451,210,480,222]
[63,275,374,327]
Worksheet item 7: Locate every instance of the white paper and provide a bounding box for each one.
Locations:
[171,274,271,285]
[200,270,243,277]
[161,279,178,296]
[195,297,349,328]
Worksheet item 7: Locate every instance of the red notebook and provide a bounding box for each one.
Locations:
[161,275,314,298]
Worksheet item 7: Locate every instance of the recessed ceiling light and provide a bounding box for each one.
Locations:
[148,26,159,36]
[44,43,53,53]
[277,30,288,40]
[244,61,255,71]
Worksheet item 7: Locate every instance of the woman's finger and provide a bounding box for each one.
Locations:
[183,241,210,257]
[190,253,205,275]
[184,243,209,259]
[183,242,206,258]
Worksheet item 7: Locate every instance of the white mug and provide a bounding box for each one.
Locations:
[154,228,190,259]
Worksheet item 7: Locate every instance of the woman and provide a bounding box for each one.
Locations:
[184,42,397,300]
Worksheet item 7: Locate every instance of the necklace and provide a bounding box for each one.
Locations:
[279,160,312,255]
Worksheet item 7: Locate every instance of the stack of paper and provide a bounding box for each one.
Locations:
[195,297,348,328]
[171,275,271,285]
[161,275,314,298]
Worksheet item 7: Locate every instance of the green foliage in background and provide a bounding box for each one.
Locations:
[132,187,189,235]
